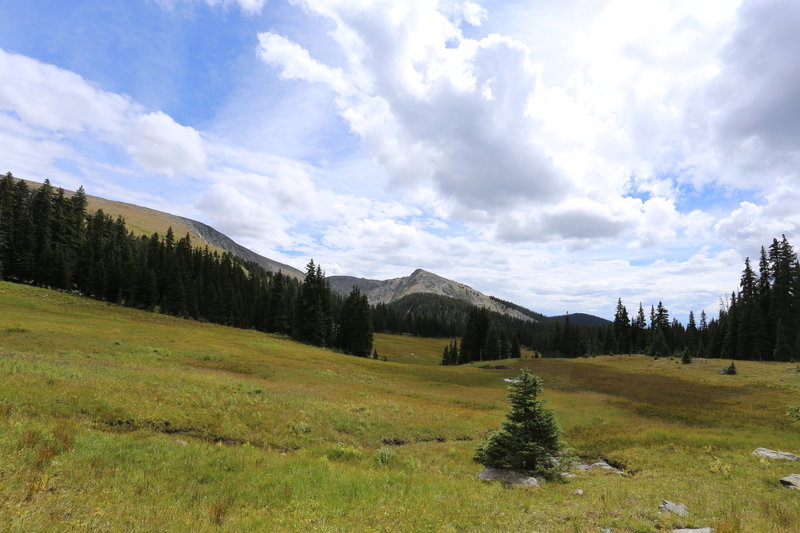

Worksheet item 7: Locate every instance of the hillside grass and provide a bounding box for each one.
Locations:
[1,281,799,532]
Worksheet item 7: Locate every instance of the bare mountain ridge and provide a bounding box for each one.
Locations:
[176,217,304,280]
[329,269,537,322]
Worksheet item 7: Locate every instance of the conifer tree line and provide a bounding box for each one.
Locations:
[0,175,373,357]
[606,236,800,361]
[441,307,523,365]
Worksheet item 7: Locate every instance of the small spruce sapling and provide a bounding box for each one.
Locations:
[720,361,737,375]
[474,369,564,477]
[681,349,692,365]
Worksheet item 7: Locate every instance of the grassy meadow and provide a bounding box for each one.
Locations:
[1,281,799,532]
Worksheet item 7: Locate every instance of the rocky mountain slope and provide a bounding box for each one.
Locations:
[329,269,537,322]
[176,217,304,279]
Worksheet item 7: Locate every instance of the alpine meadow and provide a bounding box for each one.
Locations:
[3,1,800,532]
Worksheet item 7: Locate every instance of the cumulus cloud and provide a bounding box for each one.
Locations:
[257,33,346,90]
[126,112,206,176]
[697,0,800,187]
[257,2,568,213]
[0,49,132,133]
[715,185,800,254]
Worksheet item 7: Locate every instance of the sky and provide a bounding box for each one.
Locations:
[1,0,799,321]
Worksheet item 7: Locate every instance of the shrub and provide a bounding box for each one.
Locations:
[681,349,692,365]
[327,443,362,462]
[720,361,737,375]
[374,447,397,466]
[474,369,564,477]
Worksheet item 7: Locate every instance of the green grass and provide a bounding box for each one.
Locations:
[1,281,799,531]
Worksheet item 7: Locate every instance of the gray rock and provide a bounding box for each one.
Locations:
[574,489,584,495]
[600,529,613,533]
[659,500,689,517]
[780,474,800,489]
[753,447,799,460]
[576,460,625,474]
[671,529,712,533]
[478,468,541,487]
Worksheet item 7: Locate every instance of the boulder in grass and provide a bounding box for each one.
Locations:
[659,500,689,517]
[753,448,799,461]
[671,529,712,533]
[575,460,625,475]
[780,474,800,490]
[478,468,541,487]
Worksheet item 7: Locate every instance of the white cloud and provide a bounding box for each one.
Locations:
[258,2,569,215]
[126,112,206,176]
[154,0,267,16]
[257,33,346,91]
[0,49,133,134]
[715,185,800,255]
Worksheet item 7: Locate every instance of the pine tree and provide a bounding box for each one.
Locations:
[773,319,793,362]
[632,303,647,353]
[474,369,564,476]
[721,293,738,359]
[339,286,373,357]
[511,336,521,359]
[294,260,333,347]
[460,307,490,362]
[612,298,629,354]
[686,310,698,354]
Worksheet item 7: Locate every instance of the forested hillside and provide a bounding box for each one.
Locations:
[0,175,372,357]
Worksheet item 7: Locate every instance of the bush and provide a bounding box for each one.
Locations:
[326,443,362,462]
[474,369,564,477]
[681,349,692,365]
[374,447,397,466]
[720,361,737,375]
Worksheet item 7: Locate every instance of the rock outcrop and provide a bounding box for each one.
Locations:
[659,500,689,517]
[477,468,541,487]
[753,448,799,461]
[780,474,800,489]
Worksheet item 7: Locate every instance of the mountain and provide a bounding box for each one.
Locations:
[329,268,537,322]
[548,313,612,327]
[175,217,304,280]
[20,178,305,280]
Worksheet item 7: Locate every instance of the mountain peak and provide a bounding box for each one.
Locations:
[329,268,536,322]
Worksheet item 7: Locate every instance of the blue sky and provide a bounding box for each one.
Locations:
[2,0,800,321]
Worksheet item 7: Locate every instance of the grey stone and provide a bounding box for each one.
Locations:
[659,500,689,517]
[753,447,799,460]
[780,474,800,489]
[671,529,712,533]
[575,460,625,475]
[600,529,613,533]
[478,468,541,487]
[574,489,584,495]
